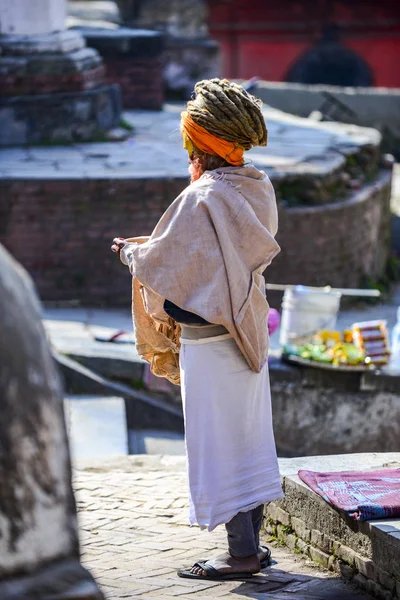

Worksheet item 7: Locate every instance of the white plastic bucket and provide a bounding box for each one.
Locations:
[279,286,342,347]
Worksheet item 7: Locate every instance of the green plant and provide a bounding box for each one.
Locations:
[119,118,135,132]
[274,537,287,547]
[281,524,294,535]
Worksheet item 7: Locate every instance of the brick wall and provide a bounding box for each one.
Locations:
[80,28,165,111]
[103,56,164,110]
[0,171,391,306]
[267,171,392,290]
[0,177,186,305]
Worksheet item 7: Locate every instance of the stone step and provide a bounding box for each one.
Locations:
[64,395,185,460]
[265,453,400,599]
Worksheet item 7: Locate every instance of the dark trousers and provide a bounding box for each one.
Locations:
[225,504,264,558]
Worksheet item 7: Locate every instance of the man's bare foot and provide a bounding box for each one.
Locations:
[190,552,260,576]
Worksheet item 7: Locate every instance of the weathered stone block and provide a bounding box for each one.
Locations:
[311,529,332,554]
[308,547,330,569]
[78,26,164,59]
[0,85,121,146]
[335,543,357,566]
[338,561,354,579]
[0,31,84,55]
[285,533,297,551]
[276,525,287,540]
[264,522,276,537]
[291,516,310,542]
[376,569,394,592]
[25,48,101,76]
[353,573,368,590]
[296,538,310,556]
[0,31,105,95]
[327,555,339,572]
[267,504,291,527]
[366,579,392,600]
[354,554,378,581]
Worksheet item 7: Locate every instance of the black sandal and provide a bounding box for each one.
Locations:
[197,546,271,570]
[259,545,272,568]
[177,561,254,581]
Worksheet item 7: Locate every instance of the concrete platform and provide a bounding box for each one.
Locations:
[266,453,400,599]
[0,103,380,180]
[64,394,185,458]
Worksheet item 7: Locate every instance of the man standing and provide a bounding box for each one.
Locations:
[112,78,283,580]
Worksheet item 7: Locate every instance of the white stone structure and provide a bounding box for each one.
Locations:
[0,0,65,36]
[0,0,120,146]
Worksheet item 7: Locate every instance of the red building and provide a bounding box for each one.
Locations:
[207,1,400,88]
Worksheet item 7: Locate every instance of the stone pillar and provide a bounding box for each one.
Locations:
[0,0,121,145]
[0,243,104,600]
[0,0,65,36]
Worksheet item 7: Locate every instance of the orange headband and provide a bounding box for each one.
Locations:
[181,111,245,167]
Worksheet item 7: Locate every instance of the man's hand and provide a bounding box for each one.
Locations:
[111,237,126,258]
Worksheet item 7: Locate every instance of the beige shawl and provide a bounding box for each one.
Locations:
[123,165,280,377]
[126,237,182,385]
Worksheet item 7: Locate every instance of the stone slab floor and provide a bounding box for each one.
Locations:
[74,456,372,600]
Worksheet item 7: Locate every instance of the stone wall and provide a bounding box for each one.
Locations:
[115,0,220,100]
[0,177,187,305]
[104,56,163,109]
[0,29,121,146]
[0,170,392,305]
[119,0,208,38]
[0,85,121,146]
[264,455,400,599]
[267,170,392,291]
[77,28,165,110]
[269,358,400,457]
[265,507,399,599]
[255,81,400,158]
[163,37,220,100]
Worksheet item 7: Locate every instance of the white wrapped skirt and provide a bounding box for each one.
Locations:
[180,333,283,532]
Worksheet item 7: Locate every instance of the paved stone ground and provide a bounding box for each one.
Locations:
[74,456,372,600]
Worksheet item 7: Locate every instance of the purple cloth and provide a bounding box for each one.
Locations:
[298,468,400,521]
[268,308,280,335]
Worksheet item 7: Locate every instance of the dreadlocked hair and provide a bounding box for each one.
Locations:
[186,78,267,151]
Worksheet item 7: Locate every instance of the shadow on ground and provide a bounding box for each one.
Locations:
[232,562,372,599]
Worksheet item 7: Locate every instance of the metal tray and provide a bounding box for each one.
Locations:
[282,353,374,372]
